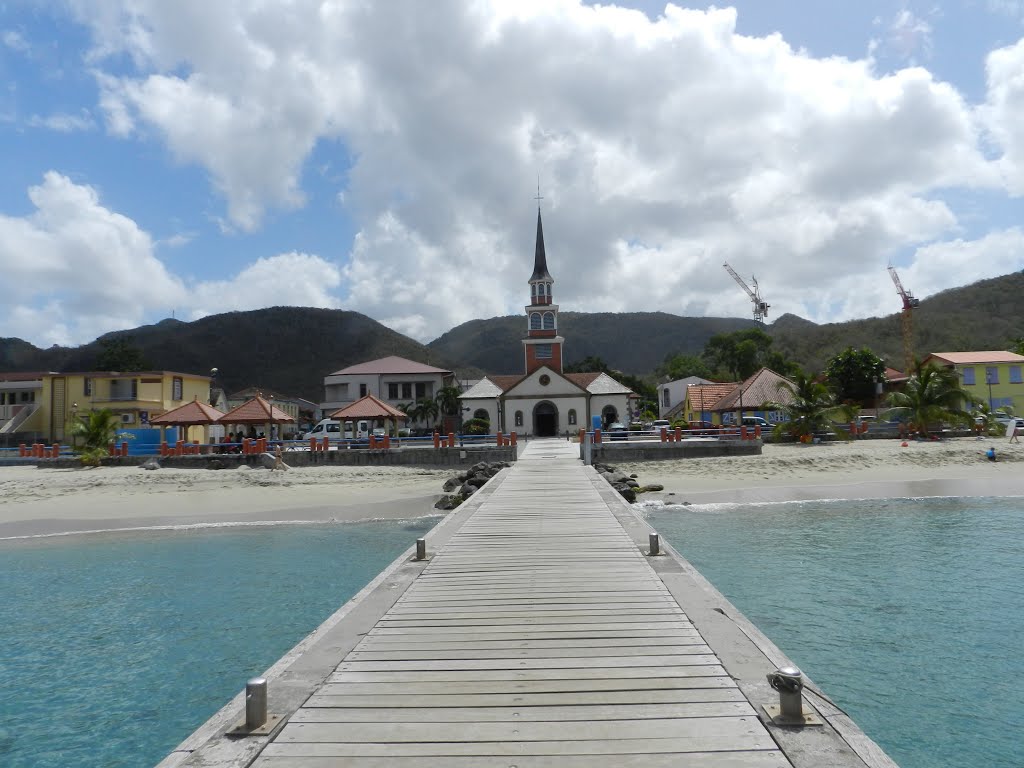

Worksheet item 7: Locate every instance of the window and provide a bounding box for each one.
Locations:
[415,382,426,399]
[359,383,368,398]
[1010,366,1022,384]
[662,387,670,407]
[402,382,412,399]
[531,283,536,297]
[474,408,490,421]
[388,383,399,399]
[84,377,92,396]
[962,367,976,385]
[530,312,542,330]
[172,377,183,400]
[542,312,555,330]
[131,379,138,400]
[538,283,545,296]
[568,409,577,425]
[536,344,552,359]
[986,366,999,385]
[514,410,523,426]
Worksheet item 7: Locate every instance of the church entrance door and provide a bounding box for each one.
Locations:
[533,401,558,437]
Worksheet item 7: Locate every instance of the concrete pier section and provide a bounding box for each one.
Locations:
[162,439,898,767]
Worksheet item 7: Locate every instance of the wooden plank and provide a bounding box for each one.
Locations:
[314,675,732,696]
[256,753,791,768]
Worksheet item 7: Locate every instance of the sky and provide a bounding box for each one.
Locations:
[3,1,1024,349]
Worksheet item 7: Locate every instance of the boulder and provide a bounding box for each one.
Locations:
[460,483,477,497]
[434,495,461,510]
[442,478,461,492]
[140,459,161,471]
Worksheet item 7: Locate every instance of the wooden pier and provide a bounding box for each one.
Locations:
[166,439,896,768]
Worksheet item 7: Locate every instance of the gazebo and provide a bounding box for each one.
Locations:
[219,395,296,440]
[330,394,407,437]
[148,397,226,445]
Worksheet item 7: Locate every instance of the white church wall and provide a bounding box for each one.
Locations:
[504,395,588,436]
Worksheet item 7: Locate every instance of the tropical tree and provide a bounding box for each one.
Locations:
[767,371,841,440]
[70,408,122,466]
[885,363,977,437]
[824,346,886,406]
[435,386,461,418]
[973,402,1015,436]
[702,328,799,380]
[416,397,440,429]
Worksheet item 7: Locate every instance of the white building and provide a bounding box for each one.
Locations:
[658,375,713,419]
[460,208,634,436]
[319,356,454,419]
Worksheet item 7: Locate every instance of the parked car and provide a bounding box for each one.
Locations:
[606,422,629,440]
[686,420,717,436]
[740,416,770,429]
[650,419,672,433]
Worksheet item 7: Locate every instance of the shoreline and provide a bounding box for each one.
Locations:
[3,437,1023,539]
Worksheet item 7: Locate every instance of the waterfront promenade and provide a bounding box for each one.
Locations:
[167,438,895,767]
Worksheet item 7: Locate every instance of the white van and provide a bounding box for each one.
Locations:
[304,418,372,443]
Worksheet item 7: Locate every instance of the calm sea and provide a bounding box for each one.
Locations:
[0,518,439,768]
[645,496,1024,768]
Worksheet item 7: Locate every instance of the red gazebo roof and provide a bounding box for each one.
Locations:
[219,395,295,424]
[149,398,225,425]
[330,394,407,420]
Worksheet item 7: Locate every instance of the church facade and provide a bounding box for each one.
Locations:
[459,209,634,437]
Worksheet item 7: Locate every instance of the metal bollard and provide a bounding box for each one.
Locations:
[415,538,427,561]
[767,666,804,720]
[245,677,268,730]
[649,533,660,556]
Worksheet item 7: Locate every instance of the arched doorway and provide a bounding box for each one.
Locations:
[601,405,619,429]
[533,401,559,437]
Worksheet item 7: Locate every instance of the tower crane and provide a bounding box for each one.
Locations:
[723,262,770,323]
[888,265,919,373]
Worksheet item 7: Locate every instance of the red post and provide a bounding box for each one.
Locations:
[578,429,585,443]
[755,425,762,439]
[52,442,60,457]
[660,427,667,442]
[510,432,517,446]
[321,437,329,452]
[383,435,390,449]
[849,421,857,440]
[674,427,682,441]
[594,429,602,444]
[496,431,504,447]
[433,432,440,449]
[448,432,455,448]
[309,437,316,452]
[369,435,377,449]
[121,441,128,457]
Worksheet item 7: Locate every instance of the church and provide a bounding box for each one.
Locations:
[459,209,634,437]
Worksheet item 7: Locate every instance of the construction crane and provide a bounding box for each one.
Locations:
[888,265,920,373]
[723,262,770,323]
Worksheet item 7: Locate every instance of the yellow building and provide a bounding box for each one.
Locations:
[924,351,1024,413]
[1,370,211,442]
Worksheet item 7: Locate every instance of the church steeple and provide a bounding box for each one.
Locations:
[523,206,563,374]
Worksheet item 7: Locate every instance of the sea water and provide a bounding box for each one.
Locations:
[0,517,439,768]
[645,496,1024,768]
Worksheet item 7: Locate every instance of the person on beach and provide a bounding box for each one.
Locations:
[1008,421,1020,444]
[272,443,288,471]
[986,446,997,462]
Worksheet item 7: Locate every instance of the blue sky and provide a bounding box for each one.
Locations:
[2,1,1024,348]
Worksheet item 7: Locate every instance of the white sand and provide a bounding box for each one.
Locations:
[0,464,451,538]
[3,437,1022,538]
[617,436,1024,505]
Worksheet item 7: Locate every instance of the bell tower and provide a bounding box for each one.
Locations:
[522,207,564,374]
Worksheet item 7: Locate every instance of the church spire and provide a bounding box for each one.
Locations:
[530,207,552,282]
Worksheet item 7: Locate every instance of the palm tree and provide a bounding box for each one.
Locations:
[767,371,841,440]
[885,363,976,437]
[398,402,420,430]
[70,408,122,466]
[973,402,1013,436]
[417,397,440,430]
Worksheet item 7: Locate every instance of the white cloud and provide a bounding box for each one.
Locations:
[2,29,30,53]
[0,174,344,346]
[27,110,96,132]
[45,1,1023,346]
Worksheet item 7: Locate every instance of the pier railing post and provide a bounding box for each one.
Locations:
[245,677,268,729]
[648,533,660,556]
[415,538,427,561]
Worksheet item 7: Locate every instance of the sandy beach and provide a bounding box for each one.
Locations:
[2,436,1022,538]
[0,464,452,539]
[618,436,1024,505]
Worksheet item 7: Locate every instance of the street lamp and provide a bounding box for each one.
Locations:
[209,367,219,407]
[986,368,994,411]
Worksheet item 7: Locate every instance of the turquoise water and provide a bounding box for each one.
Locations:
[645,496,1024,768]
[0,518,439,768]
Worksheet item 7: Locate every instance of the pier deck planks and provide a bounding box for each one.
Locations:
[252,439,791,767]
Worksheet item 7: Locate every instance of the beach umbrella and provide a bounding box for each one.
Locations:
[148,396,226,444]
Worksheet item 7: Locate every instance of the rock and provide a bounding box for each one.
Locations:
[625,479,639,488]
[207,459,225,470]
[434,495,461,510]
[140,459,161,470]
[465,476,489,488]
[630,473,638,479]
[442,478,461,492]
[460,483,477,497]
[613,483,636,503]
[641,483,664,492]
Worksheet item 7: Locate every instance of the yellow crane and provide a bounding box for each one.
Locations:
[887,265,919,373]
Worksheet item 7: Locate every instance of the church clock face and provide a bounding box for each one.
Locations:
[539,374,550,386]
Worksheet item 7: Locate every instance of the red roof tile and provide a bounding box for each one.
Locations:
[328,356,452,376]
[330,394,408,419]
[149,398,225,425]
[713,368,795,410]
[925,351,1024,365]
[686,382,739,411]
[219,395,295,423]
